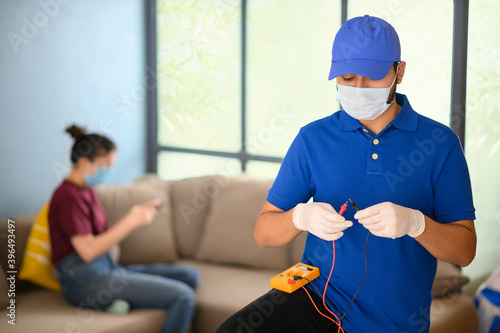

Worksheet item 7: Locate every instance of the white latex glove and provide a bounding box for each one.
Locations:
[354,202,425,239]
[292,202,353,241]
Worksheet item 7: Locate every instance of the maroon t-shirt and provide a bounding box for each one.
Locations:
[48,180,108,266]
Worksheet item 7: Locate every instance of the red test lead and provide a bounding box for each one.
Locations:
[338,201,348,216]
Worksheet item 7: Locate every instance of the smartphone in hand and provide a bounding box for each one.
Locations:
[153,197,167,210]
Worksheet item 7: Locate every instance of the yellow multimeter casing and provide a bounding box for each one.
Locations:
[270,263,320,293]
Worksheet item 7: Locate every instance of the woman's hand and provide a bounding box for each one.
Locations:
[71,198,163,263]
[126,199,161,228]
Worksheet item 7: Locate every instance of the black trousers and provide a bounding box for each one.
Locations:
[215,288,344,333]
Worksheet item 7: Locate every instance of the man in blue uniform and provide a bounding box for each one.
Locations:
[216,15,476,333]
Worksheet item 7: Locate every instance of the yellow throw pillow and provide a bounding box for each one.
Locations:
[18,203,61,291]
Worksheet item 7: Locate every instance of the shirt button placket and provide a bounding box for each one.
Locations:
[372,139,379,160]
[367,137,382,175]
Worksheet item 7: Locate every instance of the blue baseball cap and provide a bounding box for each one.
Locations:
[328,15,401,80]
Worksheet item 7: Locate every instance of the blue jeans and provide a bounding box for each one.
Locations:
[56,252,200,333]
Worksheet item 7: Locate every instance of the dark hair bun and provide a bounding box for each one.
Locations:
[66,125,86,140]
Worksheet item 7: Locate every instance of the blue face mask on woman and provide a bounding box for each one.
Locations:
[85,166,113,186]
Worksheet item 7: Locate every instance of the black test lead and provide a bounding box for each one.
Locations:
[349,198,360,212]
[338,198,369,322]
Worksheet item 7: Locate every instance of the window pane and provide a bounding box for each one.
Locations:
[246,0,341,158]
[348,1,453,125]
[156,0,241,152]
[245,160,281,180]
[463,0,500,282]
[157,152,241,180]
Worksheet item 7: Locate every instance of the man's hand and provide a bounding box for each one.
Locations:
[293,202,353,241]
[354,202,425,239]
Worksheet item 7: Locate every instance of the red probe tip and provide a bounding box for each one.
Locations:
[338,201,348,216]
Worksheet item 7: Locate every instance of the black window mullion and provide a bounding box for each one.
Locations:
[146,0,158,173]
[241,0,248,171]
[341,0,348,24]
[157,146,283,164]
[450,0,469,150]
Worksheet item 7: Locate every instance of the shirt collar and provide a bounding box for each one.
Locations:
[391,93,418,131]
[337,93,418,132]
[338,108,363,131]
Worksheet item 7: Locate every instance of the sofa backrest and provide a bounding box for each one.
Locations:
[95,174,305,270]
[169,175,305,271]
[0,175,302,274]
[168,175,221,258]
[95,180,177,265]
[0,175,469,298]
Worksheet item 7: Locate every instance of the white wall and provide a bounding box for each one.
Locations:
[0,0,148,219]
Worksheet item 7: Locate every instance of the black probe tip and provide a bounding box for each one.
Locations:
[348,198,360,211]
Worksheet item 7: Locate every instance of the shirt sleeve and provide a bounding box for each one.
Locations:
[55,193,95,238]
[433,136,476,223]
[267,130,314,211]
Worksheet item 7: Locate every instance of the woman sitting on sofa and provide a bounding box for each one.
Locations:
[48,124,199,333]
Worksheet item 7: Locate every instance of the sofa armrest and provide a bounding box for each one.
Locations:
[0,215,36,272]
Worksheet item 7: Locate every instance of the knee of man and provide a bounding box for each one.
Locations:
[215,317,239,333]
[216,314,257,333]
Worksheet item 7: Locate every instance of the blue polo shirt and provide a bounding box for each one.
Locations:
[267,93,475,333]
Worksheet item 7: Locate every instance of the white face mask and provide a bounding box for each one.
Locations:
[336,72,398,120]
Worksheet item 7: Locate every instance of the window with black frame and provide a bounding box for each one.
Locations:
[151,0,341,180]
[148,0,465,180]
[148,0,500,316]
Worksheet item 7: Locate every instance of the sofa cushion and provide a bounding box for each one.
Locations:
[195,177,290,270]
[170,176,222,257]
[95,181,177,265]
[0,289,165,333]
[179,259,278,333]
[433,260,469,299]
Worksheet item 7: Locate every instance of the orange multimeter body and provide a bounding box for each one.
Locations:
[270,263,320,293]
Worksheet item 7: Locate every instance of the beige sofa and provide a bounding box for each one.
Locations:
[0,175,478,333]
